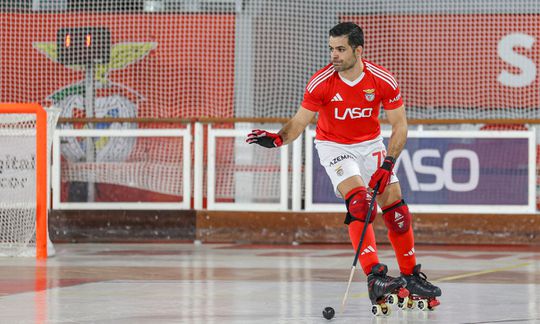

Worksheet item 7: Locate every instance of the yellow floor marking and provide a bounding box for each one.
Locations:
[432,262,531,283]
[349,262,531,299]
[350,291,369,299]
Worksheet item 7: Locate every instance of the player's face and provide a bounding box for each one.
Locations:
[329,36,360,72]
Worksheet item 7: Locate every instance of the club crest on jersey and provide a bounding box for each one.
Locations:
[335,165,344,177]
[363,89,375,102]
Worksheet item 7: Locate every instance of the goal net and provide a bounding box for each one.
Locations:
[0,104,60,258]
[0,1,538,208]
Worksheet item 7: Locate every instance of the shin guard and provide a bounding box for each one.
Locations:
[382,199,411,234]
[383,199,416,275]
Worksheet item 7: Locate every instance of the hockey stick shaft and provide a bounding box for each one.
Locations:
[340,183,380,313]
[351,183,380,268]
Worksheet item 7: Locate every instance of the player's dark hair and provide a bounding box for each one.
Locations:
[329,22,364,49]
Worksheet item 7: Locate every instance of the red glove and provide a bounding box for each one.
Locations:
[246,129,283,148]
[368,156,395,194]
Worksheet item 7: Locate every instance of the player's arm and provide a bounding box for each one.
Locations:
[384,104,408,159]
[278,106,316,145]
[246,106,316,148]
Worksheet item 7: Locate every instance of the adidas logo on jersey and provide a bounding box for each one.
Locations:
[331,93,343,102]
[360,245,376,255]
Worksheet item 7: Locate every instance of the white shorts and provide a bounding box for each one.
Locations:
[314,136,399,198]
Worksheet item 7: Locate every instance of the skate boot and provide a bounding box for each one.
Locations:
[399,264,441,311]
[367,263,409,316]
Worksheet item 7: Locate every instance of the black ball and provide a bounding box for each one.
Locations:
[322,306,335,320]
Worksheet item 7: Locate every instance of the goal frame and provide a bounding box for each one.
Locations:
[0,103,48,259]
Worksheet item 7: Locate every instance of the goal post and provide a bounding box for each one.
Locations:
[0,103,58,259]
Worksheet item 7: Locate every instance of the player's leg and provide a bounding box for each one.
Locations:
[317,140,407,313]
[358,137,441,309]
[337,176,380,275]
[314,141,380,275]
[338,176,407,311]
[358,137,417,275]
[376,170,441,309]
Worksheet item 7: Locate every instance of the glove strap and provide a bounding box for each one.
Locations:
[273,135,283,147]
[381,156,395,171]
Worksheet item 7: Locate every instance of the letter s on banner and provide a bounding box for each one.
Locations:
[413,149,444,191]
[497,33,536,88]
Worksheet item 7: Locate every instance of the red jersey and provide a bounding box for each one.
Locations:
[301,59,403,144]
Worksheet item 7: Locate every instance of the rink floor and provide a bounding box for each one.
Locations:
[0,243,539,323]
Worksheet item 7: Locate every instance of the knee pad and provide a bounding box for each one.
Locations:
[344,187,378,225]
[382,199,411,234]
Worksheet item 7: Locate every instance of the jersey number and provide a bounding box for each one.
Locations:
[372,150,387,166]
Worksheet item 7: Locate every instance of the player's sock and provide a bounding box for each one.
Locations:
[348,221,379,275]
[387,226,416,275]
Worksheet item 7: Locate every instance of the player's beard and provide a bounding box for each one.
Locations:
[333,55,357,72]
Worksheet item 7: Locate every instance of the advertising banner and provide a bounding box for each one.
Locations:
[310,131,535,213]
[0,13,235,118]
[344,14,540,109]
[0,136,35,204]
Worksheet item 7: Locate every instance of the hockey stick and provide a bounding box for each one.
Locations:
[340,183,380,314]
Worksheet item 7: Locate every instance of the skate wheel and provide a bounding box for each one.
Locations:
[417,299,428,311]
[397,296,407,309]
[387,294,397,305]
[381,304,391,316]
[371,303,391,316]
[397,296,405,308]
[401,297,415,310]
[371,304,382,316]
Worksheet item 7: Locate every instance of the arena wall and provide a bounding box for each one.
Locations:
[50,210,540,245]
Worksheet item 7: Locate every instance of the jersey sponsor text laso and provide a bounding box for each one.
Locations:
[334,107,373,120]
